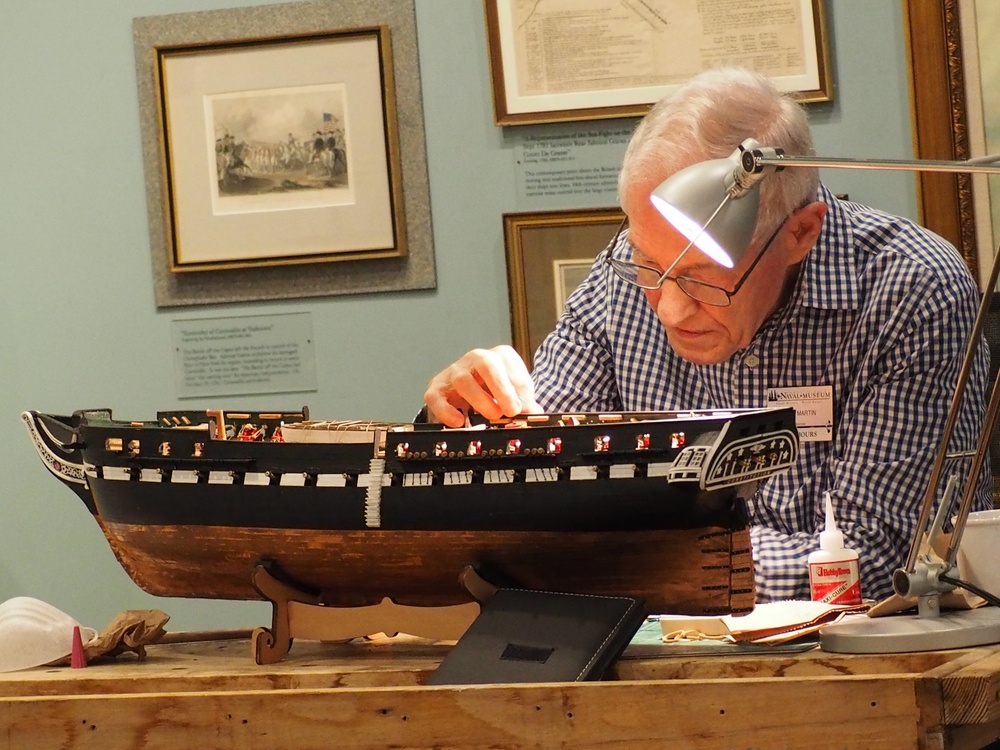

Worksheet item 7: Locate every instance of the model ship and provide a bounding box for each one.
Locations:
[22,406,797,616]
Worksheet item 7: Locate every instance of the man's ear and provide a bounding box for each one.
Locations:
[785,201,827,262]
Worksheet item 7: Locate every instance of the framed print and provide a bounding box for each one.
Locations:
[503,207,624,367]
[903,0,983,281]
[484,0,832,127]
[134,1,435,307]
[163,30,400,270]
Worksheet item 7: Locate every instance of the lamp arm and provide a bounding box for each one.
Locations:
[886,242,1000,600]
[894,230,1000,578]
[753,152,1000,175]
[945,325,1000,566]
[941,241,1000,566]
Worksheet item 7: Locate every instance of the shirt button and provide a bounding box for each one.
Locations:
[745,353,760,369]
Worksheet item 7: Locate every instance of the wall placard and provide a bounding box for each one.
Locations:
[172,312,317,398]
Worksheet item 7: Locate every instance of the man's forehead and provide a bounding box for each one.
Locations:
[629,232,728,276]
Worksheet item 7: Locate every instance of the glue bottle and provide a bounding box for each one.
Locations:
[807,492,862,605]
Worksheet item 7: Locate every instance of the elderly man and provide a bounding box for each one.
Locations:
[423,67,991,602]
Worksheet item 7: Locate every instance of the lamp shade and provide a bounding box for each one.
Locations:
[649,153,760,268]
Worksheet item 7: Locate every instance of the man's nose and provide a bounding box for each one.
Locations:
[653,281,700,325]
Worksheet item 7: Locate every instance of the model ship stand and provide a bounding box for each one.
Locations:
[251,562,485,665]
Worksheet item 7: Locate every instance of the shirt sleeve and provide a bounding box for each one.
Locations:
[532,254,623,413]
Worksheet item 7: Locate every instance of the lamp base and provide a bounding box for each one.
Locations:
[819,606,1000,653]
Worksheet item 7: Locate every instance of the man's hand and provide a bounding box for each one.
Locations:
[423,345,543,427]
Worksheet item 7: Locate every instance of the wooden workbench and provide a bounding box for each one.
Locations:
[2,632,999,749]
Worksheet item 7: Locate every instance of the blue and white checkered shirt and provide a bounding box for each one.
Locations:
[532,184,992,603]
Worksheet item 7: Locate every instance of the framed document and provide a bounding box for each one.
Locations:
[484,0,833,126]
[503,207,624,367]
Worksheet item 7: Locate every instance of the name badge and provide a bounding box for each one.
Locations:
[766,386,833,443]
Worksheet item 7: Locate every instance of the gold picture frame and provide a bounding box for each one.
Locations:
[134,0,435,307]
[903,0,981,280]
[503,207,624,367]
[958,0,1000,278]
[484,0,832,127]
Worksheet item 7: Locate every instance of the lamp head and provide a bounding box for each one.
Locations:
[649,138,783,268]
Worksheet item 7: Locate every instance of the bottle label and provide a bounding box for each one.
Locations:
[808,560,862,605]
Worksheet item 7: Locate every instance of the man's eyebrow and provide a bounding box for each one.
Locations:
[630,249,664,273]
[632,243,717,276]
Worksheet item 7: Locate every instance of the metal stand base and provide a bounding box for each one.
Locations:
[819,606,1000,653]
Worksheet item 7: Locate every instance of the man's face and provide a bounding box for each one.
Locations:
[623,180,824,365]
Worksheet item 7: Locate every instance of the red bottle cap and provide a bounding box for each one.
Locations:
[71,625,87,669]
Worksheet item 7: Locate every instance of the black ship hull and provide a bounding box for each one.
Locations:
[23,407,797,614]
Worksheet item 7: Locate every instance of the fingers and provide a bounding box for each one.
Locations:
[423,346,541,427]
[494,346,544,415]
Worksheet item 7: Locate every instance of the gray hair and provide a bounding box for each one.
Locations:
[618,67,818,244]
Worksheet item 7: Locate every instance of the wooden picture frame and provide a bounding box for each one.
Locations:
[484,0,832,127]
[903,0,981,280]
[959,0,1000,277]
[503,207,624,367]
[133,0,435,307]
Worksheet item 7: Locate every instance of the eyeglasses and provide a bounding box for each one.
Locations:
[603,216,786,307]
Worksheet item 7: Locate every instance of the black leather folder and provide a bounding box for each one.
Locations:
[427,588,647,685]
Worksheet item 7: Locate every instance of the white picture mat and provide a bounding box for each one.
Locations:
[163,34,394,266]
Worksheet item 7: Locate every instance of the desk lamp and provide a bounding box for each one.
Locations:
[650,139,1000,653]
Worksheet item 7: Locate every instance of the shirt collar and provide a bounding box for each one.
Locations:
[797,183,861,310]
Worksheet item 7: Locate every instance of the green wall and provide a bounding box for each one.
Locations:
[0,1,917,631]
